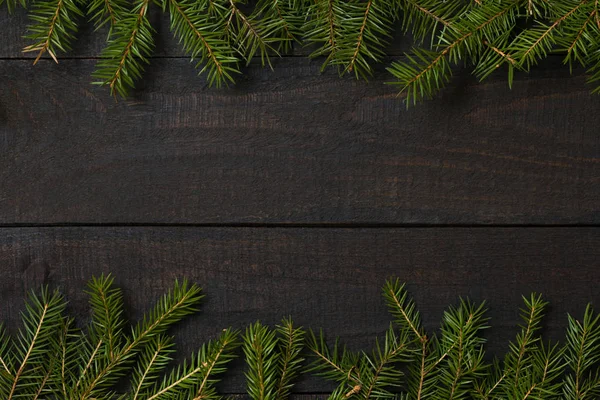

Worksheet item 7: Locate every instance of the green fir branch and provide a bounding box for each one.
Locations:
[147,328,238,400]
[2,276,600,399]
[86,274,126,360]
[1,0,26,13]
[387,0,520,105]
[227,0,282,67]
[244,322,280,400]
[398,0,467,43]
[563,304,600,400]
[306,328,360,385]
[10,0,600,102]
[0,324,14,396]
[433,299,489,400]
[22,0,83,63]
[87,0,128,31]
[165,0,240,86]
[359,324,411,400]
[336,0,395,79]
[304,0,343,69]
[129,335,174,400]
[558,1,600,67]
[7,288,66,400]
[274,318,305,400]
[54,318,80,399]
[92,0,155,97]
[511,0,588,71]
[252,0,303,54]
[73,279,204,399]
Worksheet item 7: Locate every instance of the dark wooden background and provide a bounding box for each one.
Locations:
[1,9,599,396]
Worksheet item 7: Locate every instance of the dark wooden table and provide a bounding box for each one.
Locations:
[1,9,599,395]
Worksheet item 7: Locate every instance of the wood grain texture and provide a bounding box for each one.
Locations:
[0,227,598,391]
[1,57,598,225]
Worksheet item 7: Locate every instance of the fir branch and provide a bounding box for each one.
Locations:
[252,0,303,54]
[244,322,280,400]
[307,325,409,400]
[586,53,600,93]
[88,0,128,31]
[74,279,204,399]
[0,324,13,383]
[86,274,125,360]
[563,304,600,400]
[146,328,238,400]
[382,280,432,399]
[434,299,489,400]
[130,335,174,399]
[306,329,361,384]
[492,293,548,399]
[513,294,546,390]
[166,0,240,86]
[398,0,466,42]
[274,318,305,400]
[339,0,394,79]
[129,279,204,352]
[304,0,343,69]
[191,329,238,400]
[523,341,565,399]
[511,0,587,71]
[22,0,83,63]
[71,275,127,399]
[13,0,600,101]
[346,0,376,75]
[5,276,600,400]
[7,288,66,400]
[567,8,596,56]
[33,317,78,399]
[1,0,26,13]
[388,0,519,105]
[92,0,155,97]
[55,318,80,399]
[557,2,600,68]
[33,367,53,400]
[382,279,425,341]
[73,337,104,394]
[360,324,411,400]
[308,0,396,78]
[227,0,281,67]
[474,32,518,85]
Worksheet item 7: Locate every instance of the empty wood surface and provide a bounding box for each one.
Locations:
[1,57,598,225]
[1,227,599,391]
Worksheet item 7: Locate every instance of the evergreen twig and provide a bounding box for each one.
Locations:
[0,276,599,399]
[14,0,600,102]
[92,0,155,97]
[22,0,83,63]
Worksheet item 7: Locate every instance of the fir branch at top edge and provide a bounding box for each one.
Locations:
[22,0,83,64]
[92,0,155,97]
[166,0,240,87]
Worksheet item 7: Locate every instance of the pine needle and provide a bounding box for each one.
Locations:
[7,288,66,400]
[2,277,600,399]
[22,0,83,64]
[92,0,155,97]
[165,0,240,87]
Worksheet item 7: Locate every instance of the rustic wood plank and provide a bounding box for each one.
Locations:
[1,57,598,225]
[0,227,598,392]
